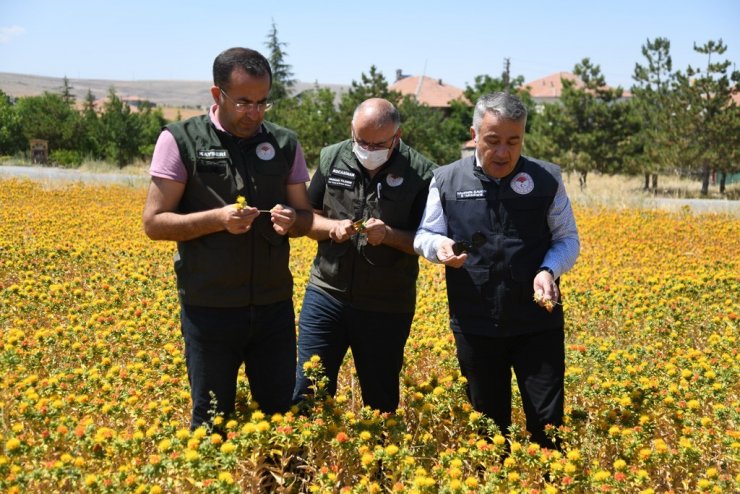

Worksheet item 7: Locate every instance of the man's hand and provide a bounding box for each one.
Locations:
[223,204,259,234]
[533,269,559,311]
[436,237,467,268]
[329,219,356,243]
[363,218,387,246]
[270,204,296,236]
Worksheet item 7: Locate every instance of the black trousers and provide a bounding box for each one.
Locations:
[453,327,565,448]
[180,301,296,429]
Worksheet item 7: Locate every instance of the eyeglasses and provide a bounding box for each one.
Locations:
[452,232,486,256]
[351,131,397,151]
[219,88,273,113]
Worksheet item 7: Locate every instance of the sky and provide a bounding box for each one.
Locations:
[1,0,738,91]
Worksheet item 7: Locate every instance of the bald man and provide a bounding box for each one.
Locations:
[293,98,437,412]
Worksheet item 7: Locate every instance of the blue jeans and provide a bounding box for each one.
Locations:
[181,300,296,429]
[293,285,412,412]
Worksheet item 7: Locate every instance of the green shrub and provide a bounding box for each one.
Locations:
[49,149,84,168]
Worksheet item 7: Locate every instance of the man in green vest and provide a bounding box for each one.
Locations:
[142,47,312,429]
[294,98,437,412]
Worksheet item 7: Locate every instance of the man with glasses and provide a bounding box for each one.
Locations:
[293,98,437,413]
[143,47,312,430]
[414,92,580,449]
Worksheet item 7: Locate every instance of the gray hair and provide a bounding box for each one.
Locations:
[352,98,401,131]
[472,92,528,134]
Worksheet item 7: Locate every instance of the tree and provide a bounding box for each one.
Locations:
[136,104,167,159]
[270,86,344,167]
[60,76,76,106]
[530,59,637,188]
[78,89,102,157]
[447,63,536,146]
[0,90,24,155]
[264,20,295,102]
[397,95,462,165]
[98,88,141,167]
[15,92,80,152]
[630,37,676,193]
[338,65,401,128]
[672,39,739,195]
[711,95,740,194]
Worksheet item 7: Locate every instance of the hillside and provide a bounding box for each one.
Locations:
[0,72,213,108]
[0,72,350,110]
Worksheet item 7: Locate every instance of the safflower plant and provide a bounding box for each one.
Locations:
[0,179,737,493]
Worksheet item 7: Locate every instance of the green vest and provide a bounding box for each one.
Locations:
[309,139,437,313]
[166,115,298,307]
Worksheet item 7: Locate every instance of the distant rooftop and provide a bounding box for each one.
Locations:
[390,69,468,108]
[523,72,631,101]
[524,72,583,99]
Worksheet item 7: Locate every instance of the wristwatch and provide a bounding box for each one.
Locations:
[537,266,554,277]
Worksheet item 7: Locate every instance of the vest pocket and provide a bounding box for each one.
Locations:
[446,266,493,318]
[509,262,536,303]
[314,240,352,281]
[193,159,231,194]
[175,233,248,297]
[502,196,551,238]
[194,159,229,176]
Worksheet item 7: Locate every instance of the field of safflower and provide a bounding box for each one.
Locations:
[0,178,738,493]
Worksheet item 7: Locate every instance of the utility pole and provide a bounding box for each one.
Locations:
[502,58,511,90]
[415,59,428,99]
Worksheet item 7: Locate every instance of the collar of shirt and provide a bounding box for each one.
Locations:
[474,154,501,184]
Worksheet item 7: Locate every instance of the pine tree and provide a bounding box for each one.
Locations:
[531,59,636,188]
[60,76,76,105]
[338,65,400,128]
[264,20,295,102]
[674,39,740,195]
[631,37,675,192]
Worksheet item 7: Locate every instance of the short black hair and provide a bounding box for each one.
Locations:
[213,47,272,89]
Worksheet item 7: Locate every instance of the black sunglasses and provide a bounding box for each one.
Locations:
[452,232,486,255]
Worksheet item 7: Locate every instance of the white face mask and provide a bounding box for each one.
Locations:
[353,141,391,170]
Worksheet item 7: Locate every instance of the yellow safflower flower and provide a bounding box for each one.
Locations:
[218,471,234,484]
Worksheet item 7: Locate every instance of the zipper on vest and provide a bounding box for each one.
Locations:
[237,143,258,305]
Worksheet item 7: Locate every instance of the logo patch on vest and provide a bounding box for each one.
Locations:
[197,149,229,159]
[327,168,357,190]
[386,174,404,187]
[256,142,276,161]
[511,172,534,195]
[456,189,487,199]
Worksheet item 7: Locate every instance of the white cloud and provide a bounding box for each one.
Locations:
[0,26,25,44]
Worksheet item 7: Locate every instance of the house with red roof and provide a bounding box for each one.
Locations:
[390,70,468,114]
[523,71,631,110]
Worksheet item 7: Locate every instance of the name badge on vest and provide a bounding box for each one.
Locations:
[327,168,357,190]
[197,149,229,159]
[196,149,229,173]
[456,189,487,199]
